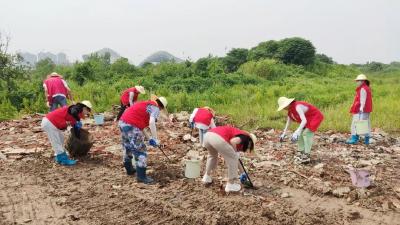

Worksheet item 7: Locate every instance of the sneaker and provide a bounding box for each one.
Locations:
[55,152,76,166]
[202,174,212,184]
[299,154,311,164]
[225,183,241,192]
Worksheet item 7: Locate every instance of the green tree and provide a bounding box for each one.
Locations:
[315,54,335,64]
[0,34,25,93]
[223,48,248,72]
[276,37,316,65]
[247,40,279,61]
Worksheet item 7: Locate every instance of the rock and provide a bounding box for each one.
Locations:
[313,163,324,170]
[333,187,351,197]
[382,201,390,211]
[175,111,189,122]
[347,211,361,220]
[255,161,281,168]
[281,192,290,198]
[0,152,6,160]
[103,111,115,121]
[261,207,276,220]
[23,219,33,223]
[183,134,192,141]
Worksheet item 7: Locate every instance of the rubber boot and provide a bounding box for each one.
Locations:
[136,167,155,184]
[55,152,76,166]
[364,135,370,145]
[346,135,359,144]
[123,157,136,175]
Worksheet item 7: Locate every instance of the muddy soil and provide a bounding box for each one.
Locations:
[0,114,399,225]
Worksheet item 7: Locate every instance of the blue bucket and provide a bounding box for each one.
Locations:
[94,114,104,125]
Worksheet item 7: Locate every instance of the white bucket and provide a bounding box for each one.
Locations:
[355,119,369,135]
[184,159,200,178]
[94,114,104,125]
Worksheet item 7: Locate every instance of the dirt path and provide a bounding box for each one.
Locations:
[1,153,399,225]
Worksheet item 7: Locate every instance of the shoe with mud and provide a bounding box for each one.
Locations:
[299,154,311,164]
[136,167,155,184]
[123,160,136,175]
[202,174,212,184]
[225,183,241,193]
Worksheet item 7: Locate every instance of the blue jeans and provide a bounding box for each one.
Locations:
[50,96,67,112]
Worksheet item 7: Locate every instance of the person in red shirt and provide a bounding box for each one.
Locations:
[346,74,373,145]
[43,72,73,111]
[119,95,168,184]
[201,125,257,193]
[116,86,146,121]
[41,101,92,165]
[277,97,324,164]
[189,107,216,147]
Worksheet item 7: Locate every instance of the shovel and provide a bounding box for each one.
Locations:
[157,144,171,162]
[239,158,255,189]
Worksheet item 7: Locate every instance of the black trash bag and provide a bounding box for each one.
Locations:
[65,128,93,158]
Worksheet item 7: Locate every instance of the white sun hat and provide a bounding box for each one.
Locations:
[158,96,168,108]
[81,100,93,109]
[135,85,146,94]
[249,133,257,145]
[355,74,368,81]
[277,97,295,111]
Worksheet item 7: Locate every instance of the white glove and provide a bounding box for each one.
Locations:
[291,130,301,142]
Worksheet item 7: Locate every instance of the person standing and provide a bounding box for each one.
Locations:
[43,72,73,111]
[41,101,92,165]
[277,97,324,164]
[201,125,257,193]
[346,74,373,145]
[189,107,216,147]
[116,86,146,121]
[119,95,168,184]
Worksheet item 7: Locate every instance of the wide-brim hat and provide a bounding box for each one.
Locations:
[277,97,295,111]
[355,74,368,81]
[135,85,146,94]
[81,100,93,109]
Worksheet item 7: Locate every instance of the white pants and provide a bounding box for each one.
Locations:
[41,117,65,155]
[351,113,371,136]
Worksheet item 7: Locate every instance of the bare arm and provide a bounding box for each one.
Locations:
[295,105,308,133]
[229,137,242,151]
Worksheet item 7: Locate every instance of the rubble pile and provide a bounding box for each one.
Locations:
[1,112,399,213]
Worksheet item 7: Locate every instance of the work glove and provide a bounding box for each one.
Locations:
[291,130,301,142]
[74,121,82,130]
[149,138,159,147]
[240,172,248,184]
[279,133,286,142]
[189,122,194,129]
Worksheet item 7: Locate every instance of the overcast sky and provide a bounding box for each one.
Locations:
[1,0,399,64]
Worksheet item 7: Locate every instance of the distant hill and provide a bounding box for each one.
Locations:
[82,48,121,63]
[140,51,183,65]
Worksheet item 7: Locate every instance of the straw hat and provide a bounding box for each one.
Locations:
[249,133,257,145]
[151,94,168,108]
[135,85,146,94]
[277,97,295,111]
[355,74,368,81]
[81,100,93,109]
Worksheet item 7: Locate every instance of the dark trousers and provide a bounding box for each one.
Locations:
[50,96,67,112]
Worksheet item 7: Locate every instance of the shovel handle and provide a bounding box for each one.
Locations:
[239,158,254,187]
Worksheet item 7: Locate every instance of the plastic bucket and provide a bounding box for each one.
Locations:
[355,120,369,135]
[94,114,104,125]
[184,159,200,178]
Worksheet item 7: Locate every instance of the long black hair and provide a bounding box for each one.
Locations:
[156,99,165,109]
[235,134,254,152]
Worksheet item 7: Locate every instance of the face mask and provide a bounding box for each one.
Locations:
[356,81,363,86]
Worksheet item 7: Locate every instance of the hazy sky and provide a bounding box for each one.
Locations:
[1,0,399,64]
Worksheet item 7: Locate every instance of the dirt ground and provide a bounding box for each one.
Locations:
[1,113,400,225]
